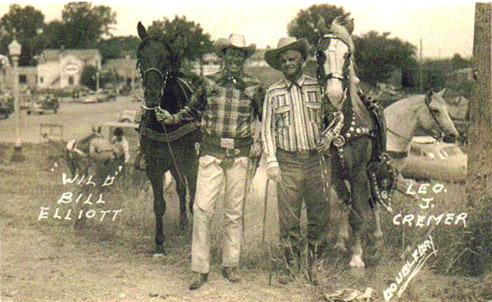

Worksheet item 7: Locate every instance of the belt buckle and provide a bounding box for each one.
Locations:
[225,148,240,157]
[297,150,310,158]
[220,138,235,149]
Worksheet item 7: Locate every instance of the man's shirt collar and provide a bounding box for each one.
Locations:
[283,74,306,90]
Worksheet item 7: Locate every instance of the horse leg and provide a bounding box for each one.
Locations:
[171,169,188,229]
[331,176,351,253]
[147,165,166,254]
[373,205,383,239]
[348,169,371,268]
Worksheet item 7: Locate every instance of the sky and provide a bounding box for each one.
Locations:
[0,0,479,58]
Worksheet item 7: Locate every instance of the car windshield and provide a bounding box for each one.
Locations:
[441,146,462,157]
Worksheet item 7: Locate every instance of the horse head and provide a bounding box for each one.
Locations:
[137,22,175,110]
[417,88,459,143]
[315,16,356,111]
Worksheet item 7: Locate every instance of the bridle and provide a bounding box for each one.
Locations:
[387,95,447,143]
[316,34,351,85]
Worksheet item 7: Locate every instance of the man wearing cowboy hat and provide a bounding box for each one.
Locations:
[262,37,338,267]
[156,33,264,290]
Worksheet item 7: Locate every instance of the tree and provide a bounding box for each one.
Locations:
[353,31,418,87]
[80,64,98,90]
[59,2,117,49]
[0,4,44,65]
[287,4,350,48]
[97,36,140,63]
[147,16,213,69]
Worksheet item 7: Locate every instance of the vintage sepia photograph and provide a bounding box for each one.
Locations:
[1,0,491,301]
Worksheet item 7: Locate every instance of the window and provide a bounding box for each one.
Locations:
[68,76,74,85]
[19,74,27,84]
[40,77,44,84]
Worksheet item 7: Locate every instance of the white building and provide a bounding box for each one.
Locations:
[36,49,101,89]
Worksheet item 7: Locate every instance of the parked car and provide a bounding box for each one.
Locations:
[25,96,59,115]
[401,136,467,183]
[118,110,137,123]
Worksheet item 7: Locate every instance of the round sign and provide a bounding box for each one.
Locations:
[63,63,80,75]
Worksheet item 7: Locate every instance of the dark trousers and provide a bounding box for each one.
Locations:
[276,149,331,254]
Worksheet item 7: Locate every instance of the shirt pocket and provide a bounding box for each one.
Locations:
[305,102,323,125]
[274,105,292,131]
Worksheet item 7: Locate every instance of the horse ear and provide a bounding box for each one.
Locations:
[92,126,96,133]
[425,90,433,104]
[346,18,355,34]
[97,126,102,134]
[317,17,328,34]
[137,22,148,40]
[437,87,447,96]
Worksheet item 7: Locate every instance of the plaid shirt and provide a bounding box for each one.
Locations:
[175,70,264,139]
[262,74,325,169]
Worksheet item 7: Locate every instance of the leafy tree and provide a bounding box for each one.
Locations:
[147,16,213,70]
[287,4,350,48]
[97,36,140,63]
[80,64,98,90]
[353,31,418,86]
[59,2,117,49]
[0,4,44,65]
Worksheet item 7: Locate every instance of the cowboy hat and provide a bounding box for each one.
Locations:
[265,37,310,70]
[215,34,256,59]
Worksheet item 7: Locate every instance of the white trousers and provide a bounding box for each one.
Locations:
[191,155,248,274]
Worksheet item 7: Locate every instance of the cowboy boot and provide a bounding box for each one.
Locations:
[189,272,208,290]
[221,266,241,283]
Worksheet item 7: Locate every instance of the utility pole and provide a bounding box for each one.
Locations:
[468,2,492,200]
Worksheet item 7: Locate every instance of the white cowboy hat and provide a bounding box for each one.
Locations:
[265,37,310,70]
[214,33,256,59]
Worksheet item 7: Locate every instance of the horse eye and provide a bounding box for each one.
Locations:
[431,109,440,115]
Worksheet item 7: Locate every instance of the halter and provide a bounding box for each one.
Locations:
[387,95,448,143]
[139,66,170,110]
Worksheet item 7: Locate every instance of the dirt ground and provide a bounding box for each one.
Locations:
[1,98,491,302]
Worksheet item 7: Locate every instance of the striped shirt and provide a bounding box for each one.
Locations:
[262,74,324,168]
[175,71,264,139]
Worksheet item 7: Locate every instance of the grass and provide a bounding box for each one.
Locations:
[2,141,492,301]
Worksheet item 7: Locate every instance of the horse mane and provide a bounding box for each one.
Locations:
[331,17,355,53]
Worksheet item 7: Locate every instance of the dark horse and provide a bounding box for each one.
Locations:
[136,22,200,254]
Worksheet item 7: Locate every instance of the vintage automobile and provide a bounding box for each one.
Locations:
[401,136,467,183]
[25,96,59,115]
[118,110,137,123]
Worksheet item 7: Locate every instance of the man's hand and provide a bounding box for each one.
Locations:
[267,166,282,182]
[250,141,262,158]
[155,109,175,124]
[316,132,333,153]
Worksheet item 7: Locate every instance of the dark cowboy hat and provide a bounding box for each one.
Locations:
[215,33,256,59]
[265,37,310,70]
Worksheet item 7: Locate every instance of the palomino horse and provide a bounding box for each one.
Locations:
[385,89,460,175]
[317,18,459,268]
[65,126,120,178]
[316,17,379,268]
[135,22,200,254]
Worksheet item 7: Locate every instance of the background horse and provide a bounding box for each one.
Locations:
[385,89,459,175]
[136,22,200,254]
[65,126,119,178]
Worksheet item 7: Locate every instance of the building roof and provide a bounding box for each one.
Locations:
[39,49,101,64]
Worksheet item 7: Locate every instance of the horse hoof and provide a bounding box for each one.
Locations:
[334,242,347,253]
[155,245,166,255]
[349,255,365,268]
